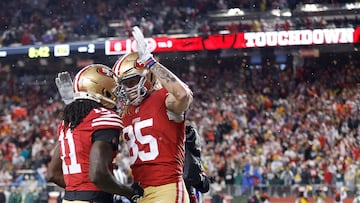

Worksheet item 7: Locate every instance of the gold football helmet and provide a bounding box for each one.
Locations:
[112,52,156,106]
[73,64,118,109]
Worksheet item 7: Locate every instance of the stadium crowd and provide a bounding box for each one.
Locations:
[1,0,360,47]
[1,0,360,202]
[0,51,360,200]
[185,53,360,198]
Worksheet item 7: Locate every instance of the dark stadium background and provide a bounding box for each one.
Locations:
[0,1,360,203]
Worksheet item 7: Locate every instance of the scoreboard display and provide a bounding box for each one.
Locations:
[1,27,359,59]
[28,46,51,58]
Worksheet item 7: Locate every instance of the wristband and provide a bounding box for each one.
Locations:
[145,57,156,69]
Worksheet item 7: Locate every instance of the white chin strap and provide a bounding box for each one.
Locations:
[74,91,116,107]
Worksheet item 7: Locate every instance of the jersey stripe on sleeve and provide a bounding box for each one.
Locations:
[92,113,124,128]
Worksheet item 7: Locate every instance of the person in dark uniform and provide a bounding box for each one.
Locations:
[0,187,6,203]
[183,124,212,203]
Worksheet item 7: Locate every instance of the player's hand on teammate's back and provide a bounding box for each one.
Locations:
[55,71,74,104]
[131,26,156,69]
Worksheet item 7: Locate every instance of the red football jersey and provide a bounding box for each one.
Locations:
[121,88,186,188]
[57,107,123,191]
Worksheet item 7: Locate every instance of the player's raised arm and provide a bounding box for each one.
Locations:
[132,26,193,115]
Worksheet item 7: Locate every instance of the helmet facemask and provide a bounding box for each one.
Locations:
[112,52,156,107]
[115,70,151,106]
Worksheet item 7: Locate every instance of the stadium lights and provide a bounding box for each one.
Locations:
[271,9,281,17]
[282,10,292,17]
[108,20,123,28]
[64,57,73,65]
[227,8,244,16]
[219,30,230,34]
[17,60,25,67]
[300,4,328,12]
[345,3,360,10]
[270,9,292,17]
[0,51,7,57]
[39,58,48,66]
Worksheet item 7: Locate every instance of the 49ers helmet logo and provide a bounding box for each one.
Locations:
[97,67,115,77]
[135,57,145,69]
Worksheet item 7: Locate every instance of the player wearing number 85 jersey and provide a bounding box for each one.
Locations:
[47,64,142,203]
[112,26,193,203]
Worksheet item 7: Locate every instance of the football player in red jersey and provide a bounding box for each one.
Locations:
[112,26,193,203]
[47,64,143,203]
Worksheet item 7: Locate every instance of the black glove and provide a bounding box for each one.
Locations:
[130,182,144,203]
[193,172,211,193]
[209,176,216,183]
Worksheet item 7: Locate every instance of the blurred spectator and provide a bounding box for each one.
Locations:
[8,187,21,203]
[0,187,6,203]
[37,187,49,203]
[210,176,225,202]
[211,192,223,203]
[314,187,327,203]
[295,187,308,203]
[24,188,37,203]
[1,0,359,47]
[226,22,239,33]
[334,191,342,203]
[248,187,261,203]
[280,166,294,194]
[260,192,270,203]
[11,150,25,170]
[353,190,360,203]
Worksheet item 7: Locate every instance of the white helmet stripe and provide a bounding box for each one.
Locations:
[113,52,132,76]
[73,67,88,92]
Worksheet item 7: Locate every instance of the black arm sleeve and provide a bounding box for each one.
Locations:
[193,174,211,193]
[184,125,211,193]
[92,128,120,151]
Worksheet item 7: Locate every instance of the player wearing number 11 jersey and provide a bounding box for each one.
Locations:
[112,27,193,203]
[47,64,142,203]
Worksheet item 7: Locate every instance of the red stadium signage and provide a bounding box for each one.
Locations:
[1,27,360,58]
[105,39,130,55]
[103,27,360,55]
